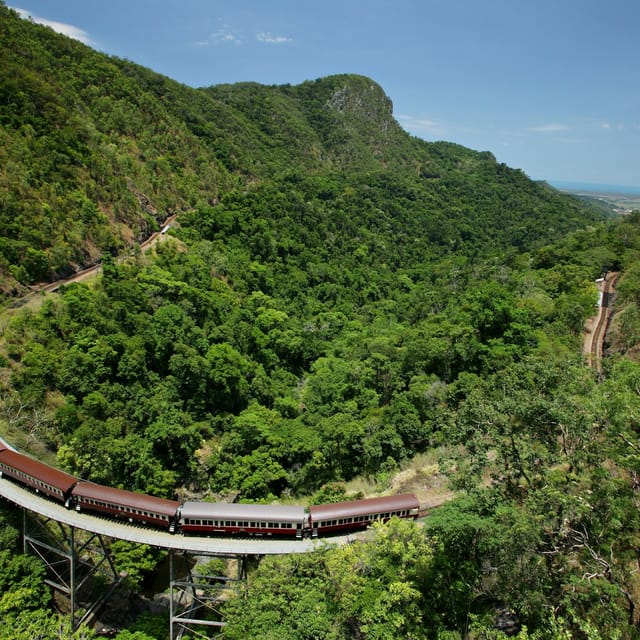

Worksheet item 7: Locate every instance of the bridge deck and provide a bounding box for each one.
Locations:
[0,477,355,554]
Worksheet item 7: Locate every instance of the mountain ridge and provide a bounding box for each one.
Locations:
[0,2,604,297]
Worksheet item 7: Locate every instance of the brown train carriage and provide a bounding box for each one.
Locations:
[309,493,420,537]
[72,481,180,531]
[180,501,308,538]
[0,448,78,503]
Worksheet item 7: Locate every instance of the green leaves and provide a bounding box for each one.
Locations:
[224,518,434,640]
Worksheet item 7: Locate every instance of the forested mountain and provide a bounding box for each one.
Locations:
[0,3,601,294]
[4,3,640,639]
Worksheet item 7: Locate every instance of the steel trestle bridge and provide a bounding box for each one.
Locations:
[0,476,354,638]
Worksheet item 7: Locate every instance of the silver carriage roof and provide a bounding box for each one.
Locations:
[309,493,420,521]
[180,501,305,524]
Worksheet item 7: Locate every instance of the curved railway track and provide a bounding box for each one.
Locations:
[584,272,618,372]
[0,476,355,555]
[37,213,180,294]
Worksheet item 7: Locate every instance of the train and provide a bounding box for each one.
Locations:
[0,443,420,539]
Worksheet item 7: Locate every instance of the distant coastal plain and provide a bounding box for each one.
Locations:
[546,181,640,214]
[550,180,640,197]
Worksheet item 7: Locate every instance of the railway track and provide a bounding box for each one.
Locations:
[0,476,353,555]
[12,213,181,303]
[584,272,618,372]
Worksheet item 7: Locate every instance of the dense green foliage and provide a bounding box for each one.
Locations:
[3,3,640,638]
[2,211,609,500]
[0,3,600,292]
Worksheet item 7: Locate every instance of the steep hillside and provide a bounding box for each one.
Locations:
[0,2,604,298]
[0,3,231,291]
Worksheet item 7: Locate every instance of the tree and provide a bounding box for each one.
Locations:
[327,518,434,639]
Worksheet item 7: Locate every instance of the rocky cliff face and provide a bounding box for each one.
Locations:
[324,76,395,129]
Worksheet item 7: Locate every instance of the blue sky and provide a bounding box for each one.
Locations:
[10,0,640,189]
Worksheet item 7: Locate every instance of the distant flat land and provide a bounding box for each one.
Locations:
[551,181,640,214]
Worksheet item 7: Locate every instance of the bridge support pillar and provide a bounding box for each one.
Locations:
[169,550,251,640]
[22,508,123,630]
